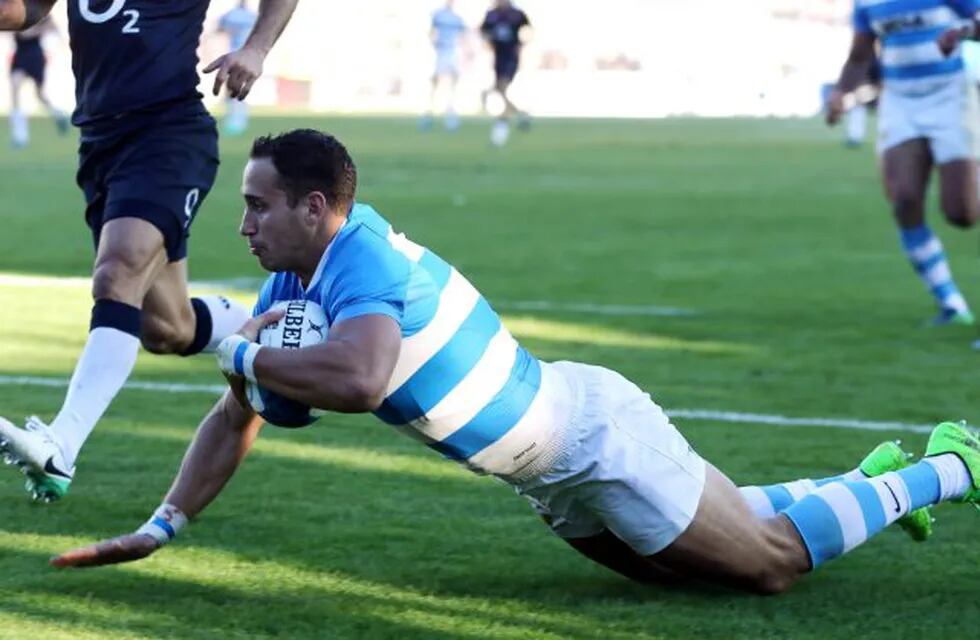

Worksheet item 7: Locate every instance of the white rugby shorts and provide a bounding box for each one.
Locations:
[514,361,706,556]
[878,74,980,163]
[434,49,459,77]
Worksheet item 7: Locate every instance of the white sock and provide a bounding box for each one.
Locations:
[199,295,251,352]
[50,327,140,467]
[924,454,972,501]
[10,109,28,146]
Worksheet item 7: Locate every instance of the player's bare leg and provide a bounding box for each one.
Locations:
[650,465,809,594]
[562,529,685,587]
[882,139,973,324]
[936,158,980,229]
[8,69,29,148]
[142,259,248,356]
[645,445,974,594]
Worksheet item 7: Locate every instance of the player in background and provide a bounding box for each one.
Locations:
[480,0,530,147]
[827,0,980,328]
[7,15,68,148]
[217,0,258,136]
[421,0,466,132]
[48,131,980,600]
[0,0,298,503]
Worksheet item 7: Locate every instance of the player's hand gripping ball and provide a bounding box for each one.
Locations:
[246,300,329,427]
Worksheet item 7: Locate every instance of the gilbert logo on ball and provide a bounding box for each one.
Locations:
[246,300,329,427]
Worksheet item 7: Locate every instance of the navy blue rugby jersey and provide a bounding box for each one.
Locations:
[67,0,210,135]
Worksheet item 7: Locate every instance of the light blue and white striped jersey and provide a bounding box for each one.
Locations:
[854,0,980,94]
[219,7,257,51]
[254,204,569,478]
[432,7,466,53]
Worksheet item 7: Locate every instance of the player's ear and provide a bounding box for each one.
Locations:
[305,191,328,222]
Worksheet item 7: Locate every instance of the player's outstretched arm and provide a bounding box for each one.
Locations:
[0,0,55,30]
[826,32,876,126]
[203,0,299,100]
[50,390,263,569]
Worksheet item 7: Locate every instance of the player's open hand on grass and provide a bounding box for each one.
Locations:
[50,532,160,569]
[203,45,266,100]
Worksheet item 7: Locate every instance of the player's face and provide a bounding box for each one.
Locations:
[240,158,315,273]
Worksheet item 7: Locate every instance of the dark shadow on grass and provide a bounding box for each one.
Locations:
[2,423,975,640]
[2,547,666,640]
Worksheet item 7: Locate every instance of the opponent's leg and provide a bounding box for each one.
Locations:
[739,441,932,541]
[0,218,167,501]
[883,139,972,324]
[9,70,29,148]
[141,259,249,356]
[651,423,977,594]
[490,77,514,147]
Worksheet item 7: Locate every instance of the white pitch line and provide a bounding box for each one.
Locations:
[0,375,936,434]
[0,375,226,395]
[666,409,935,434]
[0,273,697,319]
[496,300,697,318]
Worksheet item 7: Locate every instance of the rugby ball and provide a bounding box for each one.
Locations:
[245,299,328,427]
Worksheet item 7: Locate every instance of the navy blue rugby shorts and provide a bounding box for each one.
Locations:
[78,115,219,262]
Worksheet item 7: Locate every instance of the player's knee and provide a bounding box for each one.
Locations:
[890,192,925,226]
[751,568,798,596]
[91,250,155,301]
[942,199,979,229]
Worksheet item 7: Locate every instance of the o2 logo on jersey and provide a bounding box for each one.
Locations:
[77,0,140,34]
[184,188,200,230]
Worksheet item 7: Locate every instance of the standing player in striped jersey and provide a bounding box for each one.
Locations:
[0,0,298,504]
[7,15,68,148]
[421,0,466,132]
[827,0,980,328]
[49,130,980,596]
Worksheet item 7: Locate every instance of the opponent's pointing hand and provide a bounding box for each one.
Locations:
[203,45,266,100]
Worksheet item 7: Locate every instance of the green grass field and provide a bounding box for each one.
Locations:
[1,116,978,639]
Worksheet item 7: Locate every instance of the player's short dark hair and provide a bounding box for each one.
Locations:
[250,129,357,209]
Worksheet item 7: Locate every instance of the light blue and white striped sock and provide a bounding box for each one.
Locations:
[782,459,964,568]
[899,225,969,315]
[739,469,866,519]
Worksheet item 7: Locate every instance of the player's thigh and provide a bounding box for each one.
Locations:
[140,259,196,352]
[881,138,932,208]
[936,158,980,227]
[562,529,685,586]
[650,464,809,594]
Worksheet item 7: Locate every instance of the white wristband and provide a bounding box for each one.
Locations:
[216,334,262,383]
[136,503,188,546]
